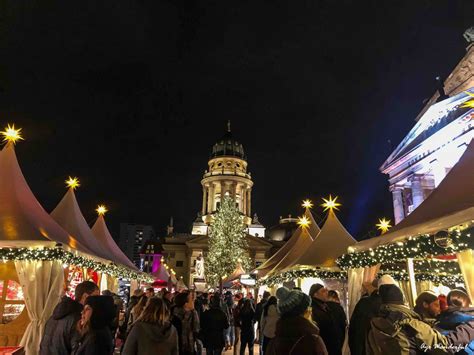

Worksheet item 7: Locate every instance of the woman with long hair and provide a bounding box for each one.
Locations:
[122,297,178,355]
[73,295,116,355]
[260,296,279,354]
[171,291,200,355]
[127,294,148,331]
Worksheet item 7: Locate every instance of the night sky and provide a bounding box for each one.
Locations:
[2,1,473,240]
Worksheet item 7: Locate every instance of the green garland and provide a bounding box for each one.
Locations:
[377,271,464,285]
[258,269,347,287]
[337,227,474,269]
[0,247,153,282]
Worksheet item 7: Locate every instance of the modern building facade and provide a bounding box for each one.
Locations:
[119,223,156,267]
[382,34,474,224]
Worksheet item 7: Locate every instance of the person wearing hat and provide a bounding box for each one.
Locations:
[266,287,327,355]
[73,295,116,355]
[414,291,441,324]
[308,283,344,355]
[368,284,474,354]
[348,275,397,355]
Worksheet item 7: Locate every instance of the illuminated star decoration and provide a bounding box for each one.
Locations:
[297,215,310,228]
[376,218,392,234]
[96,205,108,216]
[1,124,24,145]
[321,195,341,212]
[65,177,80,190]
[461,91,474,109]
[302,199,313,209]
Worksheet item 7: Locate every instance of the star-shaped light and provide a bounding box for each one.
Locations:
[461,91,474,109]
[321,195,341,212]
[1,124,24,144]
[376,218,392,234]
[297,215,311,228]
[302,199,313,209]
[96,205,108,216]
[65,176,80,190]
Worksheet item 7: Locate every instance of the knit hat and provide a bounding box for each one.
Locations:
[377,274,398,288]
[276,287,311,316]
[379,284,404,305]
[85,295,116,329]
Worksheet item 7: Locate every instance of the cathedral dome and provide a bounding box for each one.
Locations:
[210,122,246,160]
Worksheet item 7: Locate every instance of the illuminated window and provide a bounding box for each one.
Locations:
[0,279,25,324]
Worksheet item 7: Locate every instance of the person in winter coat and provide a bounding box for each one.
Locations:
[73,295,116,355]
[348,275,397,355]
[200,294,229,355]
[368,284,474,355]
[122,297,178,355]
[239,299,256,355]
[260,296,279,354]
[233,297,244,355]
[309,283,344,355]
[414,291,441,325]
[40,281,100,355]
[266,287,327,355]
[127,295,148,332]
[171,291,200,355]
[436,289,474,354]
[223,292,235,351]
[254,291,270,347]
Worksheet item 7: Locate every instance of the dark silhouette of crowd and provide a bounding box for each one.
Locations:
[38,276,474,355]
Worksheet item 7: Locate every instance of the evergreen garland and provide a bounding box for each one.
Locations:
[206,196,252,285]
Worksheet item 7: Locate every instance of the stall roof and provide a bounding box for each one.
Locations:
[353,138,474,253]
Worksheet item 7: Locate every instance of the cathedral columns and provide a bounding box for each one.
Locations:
[201,186,208,215]
[409,174,424,210]
[247,188,252,216]
[390,185,405,224]
[207,183,215,213]
[241,186,247,214]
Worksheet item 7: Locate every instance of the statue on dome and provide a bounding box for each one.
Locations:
[464,27,474,43]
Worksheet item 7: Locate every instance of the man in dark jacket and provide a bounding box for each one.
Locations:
[40,281,100,355]
[255,291,270,352]
[309,283,343,355]
[200,295,229,355]
[349,279,382,355]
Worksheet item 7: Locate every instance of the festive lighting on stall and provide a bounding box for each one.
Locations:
[321,195,341,212]
[297,216,310,228]
[96,205,108,216]
[302,199,313,209]
[461,91,474,109]
[1,124,24,144]
[376,218,392,234]
[66,177,80,190]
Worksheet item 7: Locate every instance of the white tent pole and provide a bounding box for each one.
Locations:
[406,258,417,305]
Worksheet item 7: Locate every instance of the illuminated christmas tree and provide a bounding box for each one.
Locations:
[207,196,252,286]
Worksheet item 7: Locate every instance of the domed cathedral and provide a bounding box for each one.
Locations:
[161,122,272,288]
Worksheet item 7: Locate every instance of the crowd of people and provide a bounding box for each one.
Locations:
[37,275,474,355]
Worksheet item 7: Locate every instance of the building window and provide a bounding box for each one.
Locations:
[176,261,184,267]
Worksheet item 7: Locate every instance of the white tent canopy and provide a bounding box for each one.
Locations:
[91,214,137,269]
[352,138,474,253]
[256,208,320,277]
[291,209,356,269]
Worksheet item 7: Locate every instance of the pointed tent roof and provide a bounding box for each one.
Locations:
[151,262,170,281]
[266,226,314,277]
[223,262,246,284]
[177,278,188,291]
[353,138,474,253]
[256,208,320,277]
[293,209,357,268]
[0,142,93,253]
[51,188,120,263]
[91,214,137,269]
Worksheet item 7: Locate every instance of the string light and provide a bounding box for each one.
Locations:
[321,195,341,212]
[258,269,346,286]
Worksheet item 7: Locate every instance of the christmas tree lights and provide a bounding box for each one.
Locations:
[206,196,251,285]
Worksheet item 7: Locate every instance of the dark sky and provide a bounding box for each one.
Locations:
[2,1,473,240]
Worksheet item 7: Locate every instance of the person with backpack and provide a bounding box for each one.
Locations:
[266,287,327,355]
[436,289,474,354]
[200,294,229,355]
[368,284,474,354]
[171,291,200,355]
[239,299,256,355]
